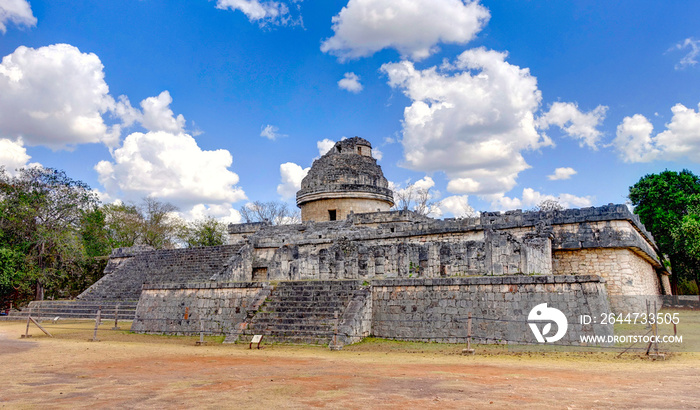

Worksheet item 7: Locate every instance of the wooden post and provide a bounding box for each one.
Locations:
[333,311,339,347]
[185,307,189,320]
[21,307,32,338]
[645,300,651,329]
[112,304,121,330]
[90,307,102,342]
[29,317,53,337]
[653,301,659,356]
[462,312,475,355]
[648,301,665,360]
[195,319,206,346]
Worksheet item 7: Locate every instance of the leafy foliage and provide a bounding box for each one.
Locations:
[0,167,100,303]
[179,217,228,248]
[629,169,700,293]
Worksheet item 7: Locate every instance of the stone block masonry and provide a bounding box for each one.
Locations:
[131,276,612,348]
[131,282,270,335]
[371,275,613,345]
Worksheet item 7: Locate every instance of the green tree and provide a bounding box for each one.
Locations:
[671,197,700,295]
[0,247,32,309]
[139,197,182,249]
[103,202,143,248]
[629,169,700,293]
[180,217,228,248]
[0,167,99,300]
[79,208,111,257]
[99,199,182,250]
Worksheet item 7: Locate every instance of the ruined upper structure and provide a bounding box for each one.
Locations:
[296,137,394,222]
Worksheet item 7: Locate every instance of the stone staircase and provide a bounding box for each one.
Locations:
[4,300,138,321]
[78,245,243,301]
[237,280,366,346]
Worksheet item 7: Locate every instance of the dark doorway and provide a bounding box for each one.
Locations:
[328,210,337,221]
[252,267,268,281]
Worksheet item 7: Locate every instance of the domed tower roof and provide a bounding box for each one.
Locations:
[296,137,394,218]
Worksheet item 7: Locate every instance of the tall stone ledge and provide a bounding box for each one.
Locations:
[227,204,662,267]
[141,281,269,291]
[372,274,604,288]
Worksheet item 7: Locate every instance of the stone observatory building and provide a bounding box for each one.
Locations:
[296,137,394,222]
[16,137,672,349]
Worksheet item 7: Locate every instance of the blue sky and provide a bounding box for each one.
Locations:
[1,0,699,221]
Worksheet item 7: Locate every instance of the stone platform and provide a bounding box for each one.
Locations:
[130,275,612,348]
[4,299,138,321]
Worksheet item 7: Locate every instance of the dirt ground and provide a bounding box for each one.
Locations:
[1,320,699,409]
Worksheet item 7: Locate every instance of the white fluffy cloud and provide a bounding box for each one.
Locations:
[547,167,577,181]
[140,91,185,133]
[0,138,31,173]
[0,0,36,33]
[614,103,700,163]
[277,162,309,199]
[95,131,246,213]
[322,0,490,61]
[260,124,286,140]
[671,38,699,70]
[389,176,435,193]
[487,188,593,211]
[317,138,335,157]
[0,44,122,149]
[436,195,476,218]
[538,102,607,149]
[184,203,242,224]
[215,0,301,26]
[383,48,549,196]
[613,114,658,162]
[338,72,363,93]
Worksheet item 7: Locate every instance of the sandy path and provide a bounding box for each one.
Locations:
[1,322,698,409]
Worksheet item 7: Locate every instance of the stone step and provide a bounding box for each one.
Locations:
[258,307,343,319]
[235,280,365,345]
[259,302,348,311]
[242,322,335,335]
[238,333,333,346]
[77,244,243,301]
[6,300,138,320]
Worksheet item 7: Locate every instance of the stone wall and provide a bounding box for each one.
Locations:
[552,248,662,296]
[371,275,613,345]
[217,204,666,297]
[218,231,551,283]
[131,282,270,335]
[130,276,613,347]
[300,196,392,222]
[332,287,372,348]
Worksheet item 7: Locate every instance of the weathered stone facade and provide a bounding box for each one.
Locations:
[221,205,667,300]
[553,248,661,296]
[69,137,670,346]
[131,282,270,335]
[297,137,394,221]
[371,275,613,345]
[124,275,613,348]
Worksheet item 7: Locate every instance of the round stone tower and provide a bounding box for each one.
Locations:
[296,137,394,222]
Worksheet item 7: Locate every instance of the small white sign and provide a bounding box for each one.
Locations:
[251,334,263,344]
